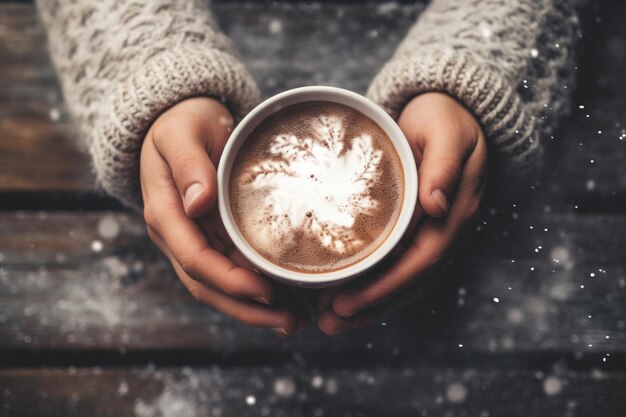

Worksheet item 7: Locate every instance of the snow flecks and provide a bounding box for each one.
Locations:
[550,246,573,270]
[543,376,562,396]
[446,382,467,403]
[37,256,141,344]
[311,375,324,389]
[506,308,524,325]
[118,380,129,397]
[324,378,338,395]
[49,108,61,121]
[527,297,548,317]
[501,336,515,350]
[98,215,121,240]
[268,18,283,34]
[550,283,574,301]
[91,240,103,253]
[273,376,296,398]
[134,369,233,417]
[479,22,492,39]
[375,3,400,15]
[56,280,123,327]
[136,387,201,417]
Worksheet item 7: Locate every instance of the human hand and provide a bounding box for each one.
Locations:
[140,97,307,336]
[318,92,487,334]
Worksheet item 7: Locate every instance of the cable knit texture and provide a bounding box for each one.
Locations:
[368,0,578,188]
[36,0,260,209]
[38,0,577,207]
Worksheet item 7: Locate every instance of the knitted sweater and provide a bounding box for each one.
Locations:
[368,0,578,186]
[37,0,577,208]
[36,0,260,209]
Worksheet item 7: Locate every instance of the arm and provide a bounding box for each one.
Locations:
[319,0,578,334]
[38,1,307,335]
[368,0,578,187]
[37,0,260,209]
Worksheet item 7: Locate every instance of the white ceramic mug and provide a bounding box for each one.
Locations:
[217,86,417,288]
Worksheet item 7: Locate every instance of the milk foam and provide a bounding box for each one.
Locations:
[230,101,404,273]
[243,115,382,254]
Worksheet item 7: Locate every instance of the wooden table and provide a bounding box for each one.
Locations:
[1,1,626,416]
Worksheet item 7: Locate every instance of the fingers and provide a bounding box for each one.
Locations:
[168,243,305,335]
[398,92,478,219]
[416,135,470,218]
[146,219,274,303]
[330,225,448,318]
[146,202,309,335]
[329,143,485,319]
[316,93,488,332]
[148,224,308,335]
[141,138,275,304]
[139,98,310,335]
[149,97,233,217]
[151,125,218,218]
[318,275,436,335]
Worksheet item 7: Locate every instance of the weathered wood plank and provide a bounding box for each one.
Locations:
[1,2,626,205]
[0,212,145,265]
[1,367,625,417]
[0,212,624,360]
[2,210,625,265]
[0,117,93,192]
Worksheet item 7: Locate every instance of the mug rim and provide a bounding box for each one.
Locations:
[217,86,417,287]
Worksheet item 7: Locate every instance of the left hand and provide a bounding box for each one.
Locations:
[140,97,308,336]
[317,92,488,335]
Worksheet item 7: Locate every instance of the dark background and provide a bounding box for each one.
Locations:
[1,1,625,416]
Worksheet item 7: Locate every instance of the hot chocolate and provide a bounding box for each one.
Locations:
[229,101,404,273]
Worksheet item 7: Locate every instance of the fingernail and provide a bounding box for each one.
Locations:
[432,189,449,213]
[332,295,357,318]
[326,322,350,335]
[271,327,289,337]
[253,296,270,305]
[323,327,340,336]
[183,183,204,213]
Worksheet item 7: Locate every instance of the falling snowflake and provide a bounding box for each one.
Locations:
[446,382,467,403]
[244,115,382,254]
[543,376,562,396]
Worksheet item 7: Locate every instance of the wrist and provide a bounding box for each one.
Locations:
[400,92,484,148]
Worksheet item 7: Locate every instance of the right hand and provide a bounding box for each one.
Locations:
[140,97,308,336]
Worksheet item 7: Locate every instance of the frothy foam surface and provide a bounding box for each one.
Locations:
[230,101,404,273]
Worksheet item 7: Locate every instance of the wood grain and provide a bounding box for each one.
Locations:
[1,212,624,360]
[2,367,625,417]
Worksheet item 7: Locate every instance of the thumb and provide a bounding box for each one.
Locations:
[152,128,218,218]
[417,137,468,218]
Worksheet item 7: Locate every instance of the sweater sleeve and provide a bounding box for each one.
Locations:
[368,0,578,188]
[36,0,261,209]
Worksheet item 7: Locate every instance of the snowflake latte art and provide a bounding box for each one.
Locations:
[230,102,404,273]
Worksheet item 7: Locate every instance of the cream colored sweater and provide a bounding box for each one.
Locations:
[37,0,578,208]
